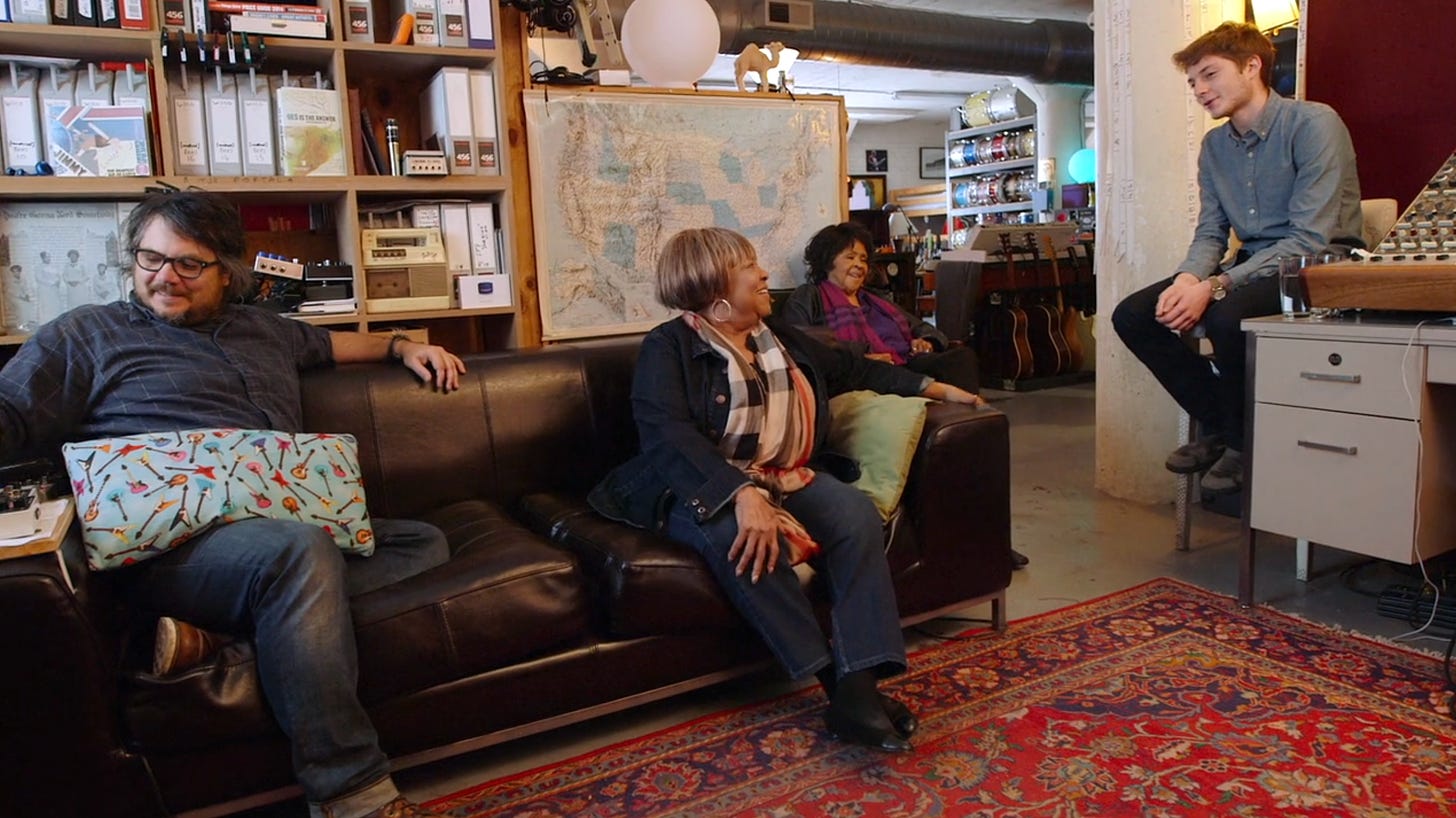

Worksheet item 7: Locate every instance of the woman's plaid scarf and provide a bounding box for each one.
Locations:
[682,312,822,564]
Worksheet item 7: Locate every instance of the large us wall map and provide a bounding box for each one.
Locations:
[524,90,844,340]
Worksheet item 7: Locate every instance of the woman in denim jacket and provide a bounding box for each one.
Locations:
[589,227,981,752]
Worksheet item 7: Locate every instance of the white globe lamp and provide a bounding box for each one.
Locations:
[620,0,721,88]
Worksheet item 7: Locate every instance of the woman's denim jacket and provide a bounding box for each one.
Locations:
[588,315,930,532]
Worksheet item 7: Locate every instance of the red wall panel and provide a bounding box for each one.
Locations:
[1304,0,1455,209]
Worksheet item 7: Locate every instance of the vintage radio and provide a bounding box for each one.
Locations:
[359,227,451,313]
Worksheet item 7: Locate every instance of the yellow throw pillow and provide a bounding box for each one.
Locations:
[826,390,930,520]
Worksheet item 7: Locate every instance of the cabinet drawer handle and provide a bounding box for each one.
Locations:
[1297,440,1358,456]
[1299,371,1361,383]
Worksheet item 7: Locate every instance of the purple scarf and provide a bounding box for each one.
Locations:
[817,281,915,364]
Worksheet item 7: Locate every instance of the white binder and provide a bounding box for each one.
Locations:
[237,70,276,176]
[169,66,209,176]
[465,201,498,274]
[202,68,242,176]
[466,68,498,175]
[439,202,471,276]
[37,67,78,172]
[420,66,474,174]
[73,64,116,108]
[437,0,467,47]
[0,66,42,170]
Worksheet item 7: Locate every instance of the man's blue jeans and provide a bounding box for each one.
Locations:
[126,517,449,818]
[665,472,906,682]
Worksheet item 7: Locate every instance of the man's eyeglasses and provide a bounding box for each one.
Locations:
[132,249,220,279]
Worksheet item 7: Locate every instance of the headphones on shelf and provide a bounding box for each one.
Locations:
[501,0,578,33]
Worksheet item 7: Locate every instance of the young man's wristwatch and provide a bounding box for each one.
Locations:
[1208,274,1229,301]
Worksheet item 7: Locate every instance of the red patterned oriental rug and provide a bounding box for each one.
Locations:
[428,579,1456,817]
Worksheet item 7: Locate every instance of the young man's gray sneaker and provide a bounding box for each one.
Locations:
[1165,437,1226,474]
[1199,448,1243,495]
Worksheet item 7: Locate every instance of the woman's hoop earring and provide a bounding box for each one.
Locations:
[709,298,733,323]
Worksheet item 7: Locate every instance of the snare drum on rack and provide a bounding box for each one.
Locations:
[960,91,992,128]
[975,135,995,165]
[987,85,1020,123]
[991,133,1009,163]
[1015,129,1036,159]
[952,181,974,208]
[948,141,969,169]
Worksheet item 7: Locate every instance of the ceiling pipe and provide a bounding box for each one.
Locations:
[701,0,1094,86]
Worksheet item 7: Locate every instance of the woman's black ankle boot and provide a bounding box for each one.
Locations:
[823,670,911,752]
[818,667,916,739]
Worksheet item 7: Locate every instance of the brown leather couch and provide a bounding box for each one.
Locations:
[0,337,1012,818]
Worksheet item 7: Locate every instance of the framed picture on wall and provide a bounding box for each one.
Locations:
[865,149,888,172]
[919,147,946,180]
[848,174,887,210]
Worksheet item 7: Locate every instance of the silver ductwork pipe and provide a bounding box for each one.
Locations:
[703,0,1094,86]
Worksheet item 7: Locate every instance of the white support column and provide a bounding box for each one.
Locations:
[1010,81,1088,192]
[1093,0,1244,503]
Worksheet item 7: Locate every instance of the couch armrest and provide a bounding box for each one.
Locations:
[0,528,163,817]
[892,403,1013,618]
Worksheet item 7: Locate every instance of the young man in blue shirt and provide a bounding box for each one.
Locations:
[1111,21,1363,494]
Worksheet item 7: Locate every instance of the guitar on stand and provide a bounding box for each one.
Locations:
[980,233,1033,384]
[1021,231,1070,378]
[1043,232,1084,372]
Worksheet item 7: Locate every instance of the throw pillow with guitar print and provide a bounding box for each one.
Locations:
[62,429,375,571]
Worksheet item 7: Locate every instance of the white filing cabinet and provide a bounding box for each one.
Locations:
[1244,316,1456,572]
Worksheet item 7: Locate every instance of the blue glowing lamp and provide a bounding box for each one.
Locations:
[1068,148,1096,184]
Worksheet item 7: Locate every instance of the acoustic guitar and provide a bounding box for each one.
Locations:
[994,233,1034,382]
[1020,232,1070,377]
[1043,233,1084,372]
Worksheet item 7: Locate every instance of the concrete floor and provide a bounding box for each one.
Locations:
[241,381,1454,815]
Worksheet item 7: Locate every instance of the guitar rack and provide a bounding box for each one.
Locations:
[969,224,1096,391]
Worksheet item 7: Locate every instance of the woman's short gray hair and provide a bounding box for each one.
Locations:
[654,227,756,312]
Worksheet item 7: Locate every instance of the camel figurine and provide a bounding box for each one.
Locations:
[734,41,786,93]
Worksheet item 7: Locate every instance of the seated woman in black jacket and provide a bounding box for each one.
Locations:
[782,222,1031,568]
[781,221,980,393]
[589,227,982,752]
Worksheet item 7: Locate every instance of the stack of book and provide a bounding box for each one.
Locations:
[154,0,329,39]
[207,0,329,39]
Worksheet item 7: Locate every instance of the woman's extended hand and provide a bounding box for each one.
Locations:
[922,381,987,407]
[729,486,780,583]
[909,338,934,356]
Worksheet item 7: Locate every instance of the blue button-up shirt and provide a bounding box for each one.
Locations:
[1178,92,1363,288]
[0,297,334,459]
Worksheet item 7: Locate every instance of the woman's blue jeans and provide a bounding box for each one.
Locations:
[125,517,449,818]
[665,472,906,682]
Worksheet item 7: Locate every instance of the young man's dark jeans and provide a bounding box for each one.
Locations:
[1111,273,1280,453]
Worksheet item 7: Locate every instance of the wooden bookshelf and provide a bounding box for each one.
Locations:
[0,4,520,350]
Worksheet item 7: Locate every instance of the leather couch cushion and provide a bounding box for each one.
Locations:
[124,499,592,751]
[517,492,745,637]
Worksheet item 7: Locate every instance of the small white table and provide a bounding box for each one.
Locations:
[1238,314,1456,605]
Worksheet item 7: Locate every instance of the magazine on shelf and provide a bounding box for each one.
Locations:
[45,104,153,177]
[275,85,344,176]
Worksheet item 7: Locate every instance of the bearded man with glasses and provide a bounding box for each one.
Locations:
[0,191,462,818]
